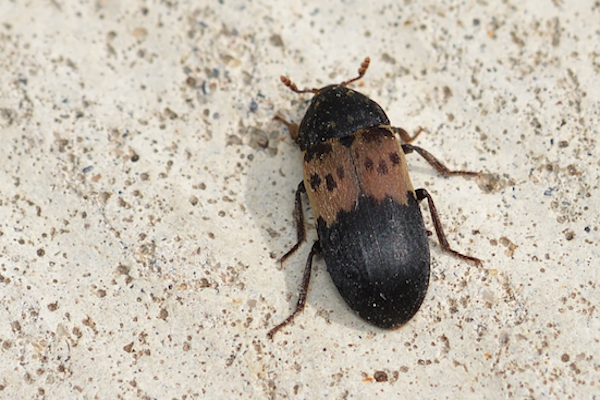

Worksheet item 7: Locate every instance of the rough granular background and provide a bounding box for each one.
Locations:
[0,1,598,399]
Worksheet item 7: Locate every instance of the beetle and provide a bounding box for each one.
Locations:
[267,57,482,339]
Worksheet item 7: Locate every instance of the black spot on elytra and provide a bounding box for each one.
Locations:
[364,157,374,171]
[339,136,355,147]
[389,152,401,165]
[325,174,337,191]
[305,141,333,163]
[336,165,345,180]
[377,160,388,175]
[310,173,321,191]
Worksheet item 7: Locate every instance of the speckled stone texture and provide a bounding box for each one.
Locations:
[0,1,598,398]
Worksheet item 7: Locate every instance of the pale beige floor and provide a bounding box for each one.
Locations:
[1,1,598,399]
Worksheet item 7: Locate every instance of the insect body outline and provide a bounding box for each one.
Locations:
[268,57,482,339]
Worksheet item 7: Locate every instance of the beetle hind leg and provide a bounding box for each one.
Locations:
[268,241,321,339]
[415,189,482,265]
[279,182,307,264]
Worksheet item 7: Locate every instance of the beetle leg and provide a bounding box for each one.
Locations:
[274,115,300,143]
[415,189,482,265]
[392,126,424,144]
[279,182,307,264]
[402,144,479,178]
[268,241,321,339]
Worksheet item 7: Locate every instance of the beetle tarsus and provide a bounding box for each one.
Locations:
[268,241,321,339]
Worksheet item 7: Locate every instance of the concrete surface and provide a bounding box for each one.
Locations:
[1,0,598,399]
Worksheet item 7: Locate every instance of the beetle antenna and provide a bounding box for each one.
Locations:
[341,57,370,87]
[280,76,318,94]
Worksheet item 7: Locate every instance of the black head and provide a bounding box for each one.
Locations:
[280,58,390,151]
[297,84,389,151]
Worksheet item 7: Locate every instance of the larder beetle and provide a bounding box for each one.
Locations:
[268,58,482,339]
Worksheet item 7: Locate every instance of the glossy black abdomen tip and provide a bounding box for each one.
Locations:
[317,194,430,329]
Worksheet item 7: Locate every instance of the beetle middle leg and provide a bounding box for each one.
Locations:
[402,144,479,178]
[415,188,482,265]
[279,182,307,263]
[268,241,321,339]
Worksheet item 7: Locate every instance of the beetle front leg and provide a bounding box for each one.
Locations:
[402,144,478,178]
[392,126,424,144]
[268,241,321,339]
[415,189,482,265]
[279,182,307,264]
[274,115,300,143]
